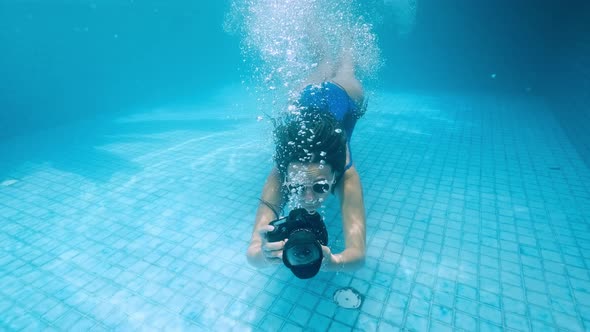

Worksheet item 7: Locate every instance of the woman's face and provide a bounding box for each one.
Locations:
[285,162,335,212]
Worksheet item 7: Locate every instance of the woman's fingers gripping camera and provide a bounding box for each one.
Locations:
[321,245,343,272]
[258,225,288,264]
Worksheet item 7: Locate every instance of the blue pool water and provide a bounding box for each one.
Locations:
[1,0,590,331]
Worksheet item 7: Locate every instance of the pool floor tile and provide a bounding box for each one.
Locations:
[1,90,589,331]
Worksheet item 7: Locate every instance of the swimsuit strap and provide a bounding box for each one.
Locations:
[333,144,354,190]
[344,143,353,171]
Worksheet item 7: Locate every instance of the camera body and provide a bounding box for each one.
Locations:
[266,208,329,278]
[266,208,328,246]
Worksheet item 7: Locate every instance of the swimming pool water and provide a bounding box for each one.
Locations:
[1,87,589,331]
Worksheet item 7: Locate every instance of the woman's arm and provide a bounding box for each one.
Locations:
[246,167,285,268]
[327,164,367,272]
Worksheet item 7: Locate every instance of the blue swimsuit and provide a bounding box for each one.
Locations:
[295,81,362,174]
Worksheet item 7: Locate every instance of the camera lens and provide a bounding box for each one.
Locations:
[293,246,312,258]
[284,230,322,266]
[276,209,329,279]
[288,243,318,264]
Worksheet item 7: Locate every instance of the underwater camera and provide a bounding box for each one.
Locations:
[266,208,328,279]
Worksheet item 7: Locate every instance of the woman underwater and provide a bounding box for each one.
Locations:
[247,44,368,278]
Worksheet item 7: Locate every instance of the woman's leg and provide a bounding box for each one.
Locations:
[299,26,336,88]
[300,57,334,87]
[299,31,364,106]
[331,46,364,105]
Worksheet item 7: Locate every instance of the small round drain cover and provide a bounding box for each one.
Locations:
[333,287,363,309]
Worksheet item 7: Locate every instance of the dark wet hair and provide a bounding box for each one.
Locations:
[273,109,347,180]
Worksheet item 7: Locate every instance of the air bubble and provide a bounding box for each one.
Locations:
[225,0,382,117]
[335,128,342,133]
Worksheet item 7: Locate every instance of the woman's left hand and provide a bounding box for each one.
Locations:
[320,245,343,272]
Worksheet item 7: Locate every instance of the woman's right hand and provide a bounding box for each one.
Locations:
[247,225,287,268]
